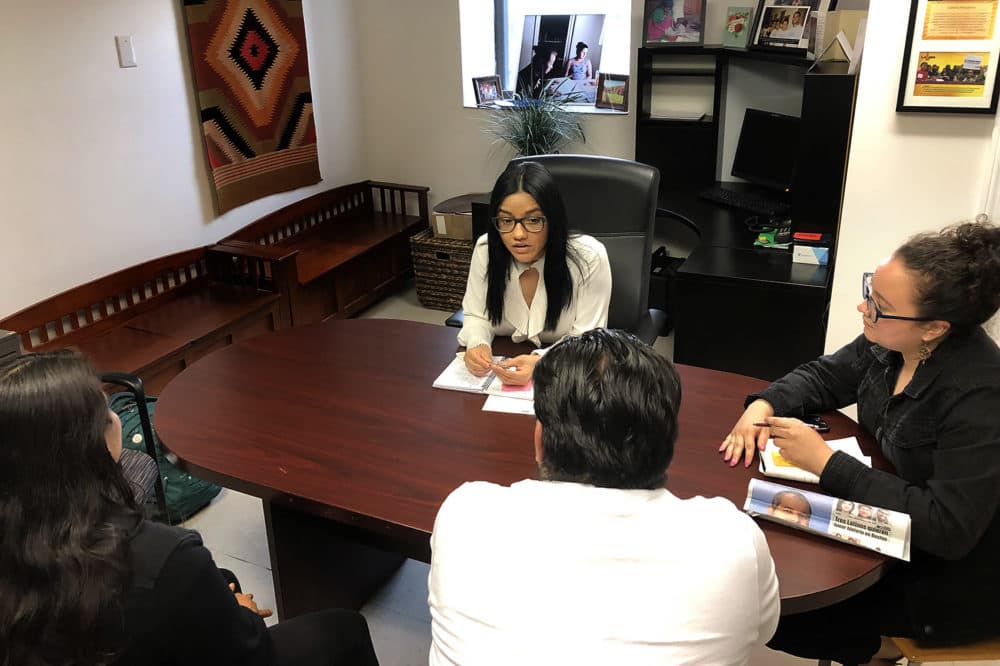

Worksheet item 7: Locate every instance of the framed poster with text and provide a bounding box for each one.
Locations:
[897,0,1000,113]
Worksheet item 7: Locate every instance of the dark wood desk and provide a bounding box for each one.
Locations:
[155,319,889,619]
[659,186,831,381]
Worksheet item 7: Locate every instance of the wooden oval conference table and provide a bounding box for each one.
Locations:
[155,319,891,620]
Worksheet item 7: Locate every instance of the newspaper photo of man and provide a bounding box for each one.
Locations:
[768,490,812,527]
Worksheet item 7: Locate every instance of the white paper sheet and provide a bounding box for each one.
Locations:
[482,394,535,415]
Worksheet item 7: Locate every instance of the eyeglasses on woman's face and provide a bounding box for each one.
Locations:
[861,272,934,324]
[491,215,547,234]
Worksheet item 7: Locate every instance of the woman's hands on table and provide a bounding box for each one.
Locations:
[763,417,835,477]
[464,344,493,376]
[491,354,539,386]
[720,399,774,468]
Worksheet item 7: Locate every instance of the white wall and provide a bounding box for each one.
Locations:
[827,0,999,351]
[7,0,997,346]
[0,0,364,318]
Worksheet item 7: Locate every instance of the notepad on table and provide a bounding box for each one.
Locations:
[432,355,504,393]
[759,436,870,484]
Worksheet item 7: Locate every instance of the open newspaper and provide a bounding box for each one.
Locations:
[744,479,911,561]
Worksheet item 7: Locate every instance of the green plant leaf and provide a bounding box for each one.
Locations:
[483,92,586,156]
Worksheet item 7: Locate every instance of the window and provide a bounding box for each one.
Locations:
[459,0,631,109]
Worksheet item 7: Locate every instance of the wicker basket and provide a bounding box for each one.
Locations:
[410,229,473,311]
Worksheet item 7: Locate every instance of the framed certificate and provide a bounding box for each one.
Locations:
[897,0,1000,113]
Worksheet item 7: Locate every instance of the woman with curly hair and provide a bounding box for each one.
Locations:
[720,221,1000,665]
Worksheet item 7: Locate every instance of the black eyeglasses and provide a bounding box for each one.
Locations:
[862,272,933,324]
[491,215,547,234]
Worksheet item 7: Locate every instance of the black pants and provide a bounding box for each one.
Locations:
[767,569,914,665]
[220,570,379,666]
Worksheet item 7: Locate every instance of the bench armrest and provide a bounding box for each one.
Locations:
[367,181,430,221]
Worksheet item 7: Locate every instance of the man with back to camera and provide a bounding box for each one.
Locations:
[427,328,780,665]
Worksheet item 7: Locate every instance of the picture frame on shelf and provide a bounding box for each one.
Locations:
[724,6,756,48]
[643,0,706,47]
[897,0,1000,114]
[750,0,831,53]
[595,73,630,111]
[472,75,502,106]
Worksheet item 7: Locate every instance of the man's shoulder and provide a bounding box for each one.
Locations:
[672,494,755,526]
[667,494,765,550]
[436,481,512,525]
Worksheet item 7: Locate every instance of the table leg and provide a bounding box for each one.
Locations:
[264,501,406,619]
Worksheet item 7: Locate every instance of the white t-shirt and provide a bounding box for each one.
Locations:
[456,234,612,351]
[429,479,780,666]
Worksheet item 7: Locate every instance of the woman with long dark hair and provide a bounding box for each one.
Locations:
[0,350,379,666]
[458,161,612,385]
[720,221,1000,664]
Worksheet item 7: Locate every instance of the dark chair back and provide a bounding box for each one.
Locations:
[510,155,661,339]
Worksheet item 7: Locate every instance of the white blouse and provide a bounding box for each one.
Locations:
[457,234,612,351]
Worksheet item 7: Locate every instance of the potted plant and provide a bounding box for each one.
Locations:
[483,92,586,156]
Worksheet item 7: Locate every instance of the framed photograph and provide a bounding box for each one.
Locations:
[472,76,502,106]
[750,0,829,52]
[595,73,630,111]
[643,0,706,46]
[724,6,756,49]
[897,0,1000,114]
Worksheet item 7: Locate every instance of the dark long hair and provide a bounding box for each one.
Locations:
[0,350,138,666]
[895,220,1000,335]
[486,161,578,331]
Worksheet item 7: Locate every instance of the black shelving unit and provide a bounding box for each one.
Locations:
[638,46,860,380]
[635,44,819,189]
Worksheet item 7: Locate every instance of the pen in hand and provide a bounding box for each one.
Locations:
[753,421,822,431]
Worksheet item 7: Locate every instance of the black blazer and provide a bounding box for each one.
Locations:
[752,327,1000,643]
[113,520,273,665]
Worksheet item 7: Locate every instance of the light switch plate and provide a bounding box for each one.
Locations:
[115,35,137,68]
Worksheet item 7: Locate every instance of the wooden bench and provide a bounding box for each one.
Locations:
[219,180,429,325]
[0,246,288,394]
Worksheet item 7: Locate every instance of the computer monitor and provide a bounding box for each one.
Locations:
[731,108,801,193]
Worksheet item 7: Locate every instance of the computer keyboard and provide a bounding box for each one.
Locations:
[698,186,790,217]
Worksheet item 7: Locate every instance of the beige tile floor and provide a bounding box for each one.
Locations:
[181,281,994,666]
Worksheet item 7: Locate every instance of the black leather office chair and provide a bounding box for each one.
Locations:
[446,155,666,343]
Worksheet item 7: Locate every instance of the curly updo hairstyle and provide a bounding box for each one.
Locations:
[895,221,1000,335]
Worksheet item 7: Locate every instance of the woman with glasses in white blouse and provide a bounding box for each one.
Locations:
[459,161,612,385]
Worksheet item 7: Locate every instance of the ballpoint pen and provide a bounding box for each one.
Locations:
[754,421,822,430]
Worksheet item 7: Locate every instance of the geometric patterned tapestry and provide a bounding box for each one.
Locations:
[183,0,321,213]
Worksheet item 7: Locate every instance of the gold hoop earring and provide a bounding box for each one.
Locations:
[918,342,932,362]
